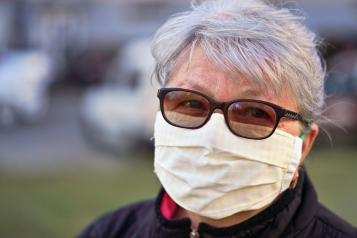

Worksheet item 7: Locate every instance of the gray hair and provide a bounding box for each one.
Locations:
[151,0,326,130]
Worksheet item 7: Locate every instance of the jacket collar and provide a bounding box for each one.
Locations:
[153,169,319,238]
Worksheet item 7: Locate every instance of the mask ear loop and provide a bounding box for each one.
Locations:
[300,123,311,139]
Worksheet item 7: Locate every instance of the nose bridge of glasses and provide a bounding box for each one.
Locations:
[209,101,229,127]
[210,101,226,114]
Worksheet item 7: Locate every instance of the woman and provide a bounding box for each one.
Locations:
[78,0,356,237]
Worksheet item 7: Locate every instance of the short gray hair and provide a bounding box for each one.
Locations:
[151,0,326,128]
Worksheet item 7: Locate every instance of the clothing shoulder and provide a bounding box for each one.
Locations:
[301,204,357,238]
[76,199,156,238]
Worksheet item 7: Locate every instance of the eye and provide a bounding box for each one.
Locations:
[250,108,266,118]
[182,100,203,109]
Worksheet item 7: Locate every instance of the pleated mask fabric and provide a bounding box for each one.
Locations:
[154,112,302,219]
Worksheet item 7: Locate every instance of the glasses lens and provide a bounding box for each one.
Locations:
[163,91,210,128]
[227,102,277,138]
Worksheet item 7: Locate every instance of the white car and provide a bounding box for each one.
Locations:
[0,50,53,127]
[80,38,159,154]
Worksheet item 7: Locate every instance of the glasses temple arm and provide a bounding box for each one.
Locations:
[282,109,311,139]
[282,109,307,123]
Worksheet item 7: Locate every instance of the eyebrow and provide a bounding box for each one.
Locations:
[240,88,261,97]
[175,80,269,100]
[175,81,212,96]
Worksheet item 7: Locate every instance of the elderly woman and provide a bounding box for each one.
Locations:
[78,0,356,237]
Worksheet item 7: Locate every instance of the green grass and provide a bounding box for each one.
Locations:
[306,146,357,226]
[0,146,356,238]
[0,156,161,238]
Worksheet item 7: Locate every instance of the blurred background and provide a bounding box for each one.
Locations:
[0,0,356,237]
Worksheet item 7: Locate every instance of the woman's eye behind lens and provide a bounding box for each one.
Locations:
[182,100,203,109]
[250,108,265,118]
[228,103,275,127]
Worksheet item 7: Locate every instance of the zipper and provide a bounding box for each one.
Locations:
[190,229,200,238]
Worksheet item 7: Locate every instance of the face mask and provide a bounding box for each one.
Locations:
[154,112,302,220]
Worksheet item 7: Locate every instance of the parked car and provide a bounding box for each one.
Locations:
[80,38,159,154]
[0,50,54,127]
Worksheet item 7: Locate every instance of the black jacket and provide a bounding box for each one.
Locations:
[78,171,357,238]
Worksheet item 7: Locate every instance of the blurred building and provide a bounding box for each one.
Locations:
[0,0,356,47]
[0,0,189,51]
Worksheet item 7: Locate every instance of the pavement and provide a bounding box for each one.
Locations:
[0,84,118,172]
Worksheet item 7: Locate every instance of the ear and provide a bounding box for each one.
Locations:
[292,123,319,181]
[300,123,319,163]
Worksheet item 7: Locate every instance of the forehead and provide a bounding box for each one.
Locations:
[166,45,298,112]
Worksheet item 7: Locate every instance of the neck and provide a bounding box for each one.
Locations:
[173,205,268,230]
[173,194,284,230]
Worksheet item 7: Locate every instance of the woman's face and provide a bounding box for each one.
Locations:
[166,45,318,165]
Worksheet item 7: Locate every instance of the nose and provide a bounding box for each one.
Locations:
[213,108,224,114]
[210,108,229,127]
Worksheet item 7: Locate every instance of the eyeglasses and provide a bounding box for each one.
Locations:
[157,88,308,140]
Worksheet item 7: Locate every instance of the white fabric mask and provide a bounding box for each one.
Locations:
[154,112,302,220]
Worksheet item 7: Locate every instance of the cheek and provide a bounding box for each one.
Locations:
[277,121,301,137]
